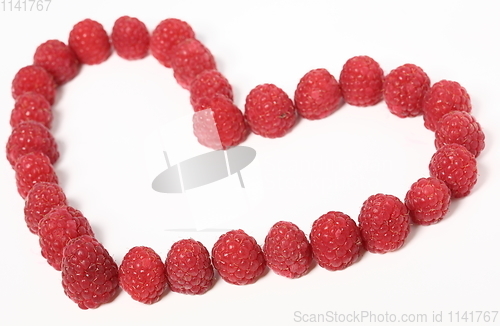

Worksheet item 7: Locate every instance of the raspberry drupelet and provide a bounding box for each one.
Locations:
[339,55,384,106]
[358,194,410,254]
[310,212,363,271]
[165,239,215,295]
[211,229,266,285]
[119,246,167,304]
[263,221,313,278]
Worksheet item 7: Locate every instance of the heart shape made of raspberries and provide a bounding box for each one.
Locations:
[6,15,484,310]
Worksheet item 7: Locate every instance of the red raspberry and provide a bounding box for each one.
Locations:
[294,68,342,120]
[190,69,233,106]
[111,16,150,60]
[61,235,119,309]
[193,94,248,150]
[119,246,167,304]
[24,182,66,235]
[39,206,94,271]
[435,111,484,157]
[244,83,297,138]
[358,194,410,254]
[171,38,216,89]
[165,239,215,295]
[309,212,363,271]
[211,229,266,285]
[68,19,111,65]
[150,18,195,68]
[33,39,80,85]
[15,152,58,199]
[6,121,59,167]
[423,80,472,131]
[405,177,451,225]
[11,65,56,104]
[429,143,477,198]
[263,221,312,278]
[10,92,52,128]
[384,63,430,118]
[339,55,384,106]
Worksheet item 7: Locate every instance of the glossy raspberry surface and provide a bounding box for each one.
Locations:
[39,206,94,270]
[244,83,297,138]
[384,63,430,118]
[294,68,342,120]
[435,111,485,157]
[111,16,150,60]
[11,65,56,104]
[119,246,167,304]
[405,177,451,225]
[190,69,233,106]
[150,18,195,68]
[68,19,111,65]
[33,39,80,85]
[211,229,266,285]
[14,152,58,199]
[263,221,312,278]
[310,212,363,271]
[429,143,478,198]
[24,182,66,234]
[6,120,58,167]
[339,55,384,106]
[193,94,248,150]
[358,194,410,253]
[171,38,216,89]
[165,239,214,295]
[62,235,119,309]
[423,80,472,131]
[10,92,52,129]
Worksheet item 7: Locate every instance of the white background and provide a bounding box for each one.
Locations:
[0,1,499,325]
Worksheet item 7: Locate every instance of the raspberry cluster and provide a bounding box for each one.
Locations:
[7,16,484,309]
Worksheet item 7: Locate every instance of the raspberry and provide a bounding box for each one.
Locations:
[384,63,430,118]
[24,182,66,234]
[193,94,248,150]
[404,177,451,226]
[429,143,477,198]
[6,121,59,167]
[263,221,312,278]
[423,80,472,131]
[211,229,266,285]
[358,194,410,254]
[33,39,80,85]
[14,152,58,199]
[39,206,94,271]
[111,16,150,60]
[68,19,111,65]
[435,111,484,157]
[119,246,167,304]
[10,92,52,128]
[171,38,216,89]
[309,212,363,271]
[61,235,119,309]
[294,68,342,120]
[190,69,233,106]
[244,83,297,138]
[150,18,195,68]
[339,55,384,106]
[165,239,215,295]
[11,65,56,104]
